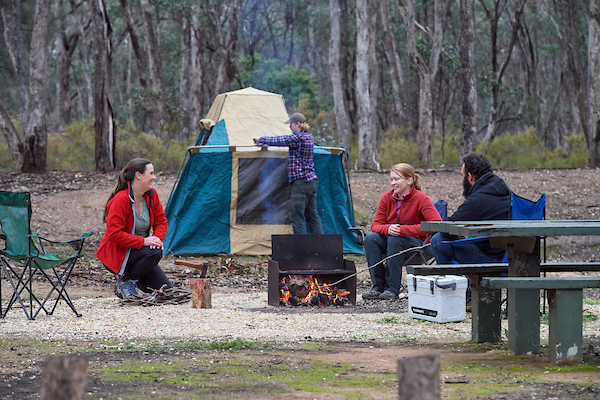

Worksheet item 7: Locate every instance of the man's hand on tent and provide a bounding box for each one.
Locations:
[253,137,261,145]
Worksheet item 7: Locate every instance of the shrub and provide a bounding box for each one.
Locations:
[47,120,95,171]
[478,127,548,168]
[116,131,189,172]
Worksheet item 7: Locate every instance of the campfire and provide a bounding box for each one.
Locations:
[279,274,351,306]
[268,234,356,306]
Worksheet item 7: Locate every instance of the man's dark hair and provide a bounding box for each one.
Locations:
[463,154,492,181]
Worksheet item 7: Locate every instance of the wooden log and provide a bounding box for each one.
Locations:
[397,353,440,400]
[41,354,88,400]
[190,278,212,308]
[175,260,208,278]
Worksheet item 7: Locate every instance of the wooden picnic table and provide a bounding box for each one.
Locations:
[421,220,600,356]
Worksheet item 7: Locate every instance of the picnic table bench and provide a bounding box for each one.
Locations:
[420,220,600,357]
[406,262,600,344]
[482,277,600,363]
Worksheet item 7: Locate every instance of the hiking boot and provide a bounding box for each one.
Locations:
[378,290,399,300]
[362,289,382,300]
[114,275,139,299]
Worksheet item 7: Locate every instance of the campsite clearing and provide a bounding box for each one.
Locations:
[0,168,599,399]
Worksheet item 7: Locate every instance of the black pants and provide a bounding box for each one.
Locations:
[123,247,172,293]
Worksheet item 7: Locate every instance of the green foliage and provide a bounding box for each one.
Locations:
[117,131,189,172]
[378,126,420,169]
[478,128,548,168]
[0,140,14,172]
[479,128,589,169]
[238,54,319,111]
[47,120,95,171]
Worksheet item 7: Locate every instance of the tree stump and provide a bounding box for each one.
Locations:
[191,278,212,308]
[397,353,440,400]
[41,354,88,400]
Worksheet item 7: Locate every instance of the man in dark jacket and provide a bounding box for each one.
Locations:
[431,153,511,264]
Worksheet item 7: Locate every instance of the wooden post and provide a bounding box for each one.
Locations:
[397,353,440,400]
[41,354,87,400]
[190,278,212,308]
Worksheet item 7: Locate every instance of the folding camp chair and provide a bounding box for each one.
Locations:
[348,199,448,294]
[0,191,92,320]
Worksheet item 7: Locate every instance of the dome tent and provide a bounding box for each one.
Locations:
[163,87,361,255]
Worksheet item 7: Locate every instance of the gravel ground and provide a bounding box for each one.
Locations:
[2,288,600,352]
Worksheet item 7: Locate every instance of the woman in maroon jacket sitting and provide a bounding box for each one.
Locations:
[362,163,442,301]
[96,158,172,299]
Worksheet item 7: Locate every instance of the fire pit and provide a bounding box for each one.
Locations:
[268,234,356,306]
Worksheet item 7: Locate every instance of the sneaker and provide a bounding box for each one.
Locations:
[114,275,139,299]
[378,290,399,300]
[362,289,382,300]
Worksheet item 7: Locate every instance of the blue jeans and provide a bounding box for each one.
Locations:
[291,179,324,234]
[364,233,427,294]
[430,232,506,264]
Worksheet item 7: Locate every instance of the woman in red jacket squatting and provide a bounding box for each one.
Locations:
[96,158,172,299]
[362,163,442,301]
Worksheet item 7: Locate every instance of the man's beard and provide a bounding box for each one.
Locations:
[462,176,472,197]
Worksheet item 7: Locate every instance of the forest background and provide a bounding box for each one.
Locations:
[0,0,599,174]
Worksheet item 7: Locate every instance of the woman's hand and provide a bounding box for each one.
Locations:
[143,235,164,250]
[388,224,401,236]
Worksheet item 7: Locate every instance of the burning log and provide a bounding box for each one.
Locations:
[279,275,351,307]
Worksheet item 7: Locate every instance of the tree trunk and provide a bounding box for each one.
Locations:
[41,355,88,400]
[369,0,380,139]
[73,0,94,117]
[179,12,192,140]
[329,0,352,156]
[459,0,478,163]
[0,103,25,170]
[482,0,526,142]
[190,12,205,136]
[92,0,116,172]
[588,0,600,167]
[55,0,74,128]
[23,0,52,173]
[119,0,148,88]
[380,0,403,120]
[1,0,28,130]
[307,0,317,77]
[215,0,240,95]
[356,0,378,170]
[401,0,443,166]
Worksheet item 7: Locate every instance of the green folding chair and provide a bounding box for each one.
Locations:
[0,191,92,320]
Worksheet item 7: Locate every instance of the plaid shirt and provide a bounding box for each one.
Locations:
[258,131,318,182]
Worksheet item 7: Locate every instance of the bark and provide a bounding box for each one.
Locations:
[139,0,165,93]
[23,0,52,173]
[380,0,403,120]
[0,103,25,169]
[401,0,443,166]
[41,355,88,400]
[459,0,478,163]
[329,0,352,156]
[307,0,317,77]
[119,0,148,88]
[72,0,94,116]
[588,0,600,167]
[179,12,192,139]
[369,0,381,139]
[215,0,240,95]
[1,0,28,130]
[482,0,526,142]
[190,13,205,135]
[356,0,378,170]
[92,0,116,172]
[55,0,79,127]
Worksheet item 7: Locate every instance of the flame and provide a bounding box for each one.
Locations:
[279,274,350,306]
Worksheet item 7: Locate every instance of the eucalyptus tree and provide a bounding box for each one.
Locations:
[588,0,600,167]
[0,0,51,172]
[400,0,444,166]
[459,0,478,162]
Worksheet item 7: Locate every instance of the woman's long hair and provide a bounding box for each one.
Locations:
[391,163,422,191]
[103,158,151,222]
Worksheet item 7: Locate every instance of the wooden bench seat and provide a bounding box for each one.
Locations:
[405,263,600,345]
[481,277,600,363]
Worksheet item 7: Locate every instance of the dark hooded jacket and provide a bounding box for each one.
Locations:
[445,171,511,257]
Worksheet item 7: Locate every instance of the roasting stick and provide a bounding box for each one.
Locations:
[316,243,433,289]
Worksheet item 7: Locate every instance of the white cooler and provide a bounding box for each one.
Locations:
[407,274,468,323]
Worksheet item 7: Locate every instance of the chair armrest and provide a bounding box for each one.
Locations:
[348,227,366,246]
[441,236,489,245]
[35,231,93,244]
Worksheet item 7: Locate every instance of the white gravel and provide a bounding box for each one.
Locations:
[2,289,599,351]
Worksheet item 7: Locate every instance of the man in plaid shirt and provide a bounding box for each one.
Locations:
[253,113,324,234]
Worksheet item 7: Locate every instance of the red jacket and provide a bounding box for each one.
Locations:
[95,184,168,274]
[370,187,442,240]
